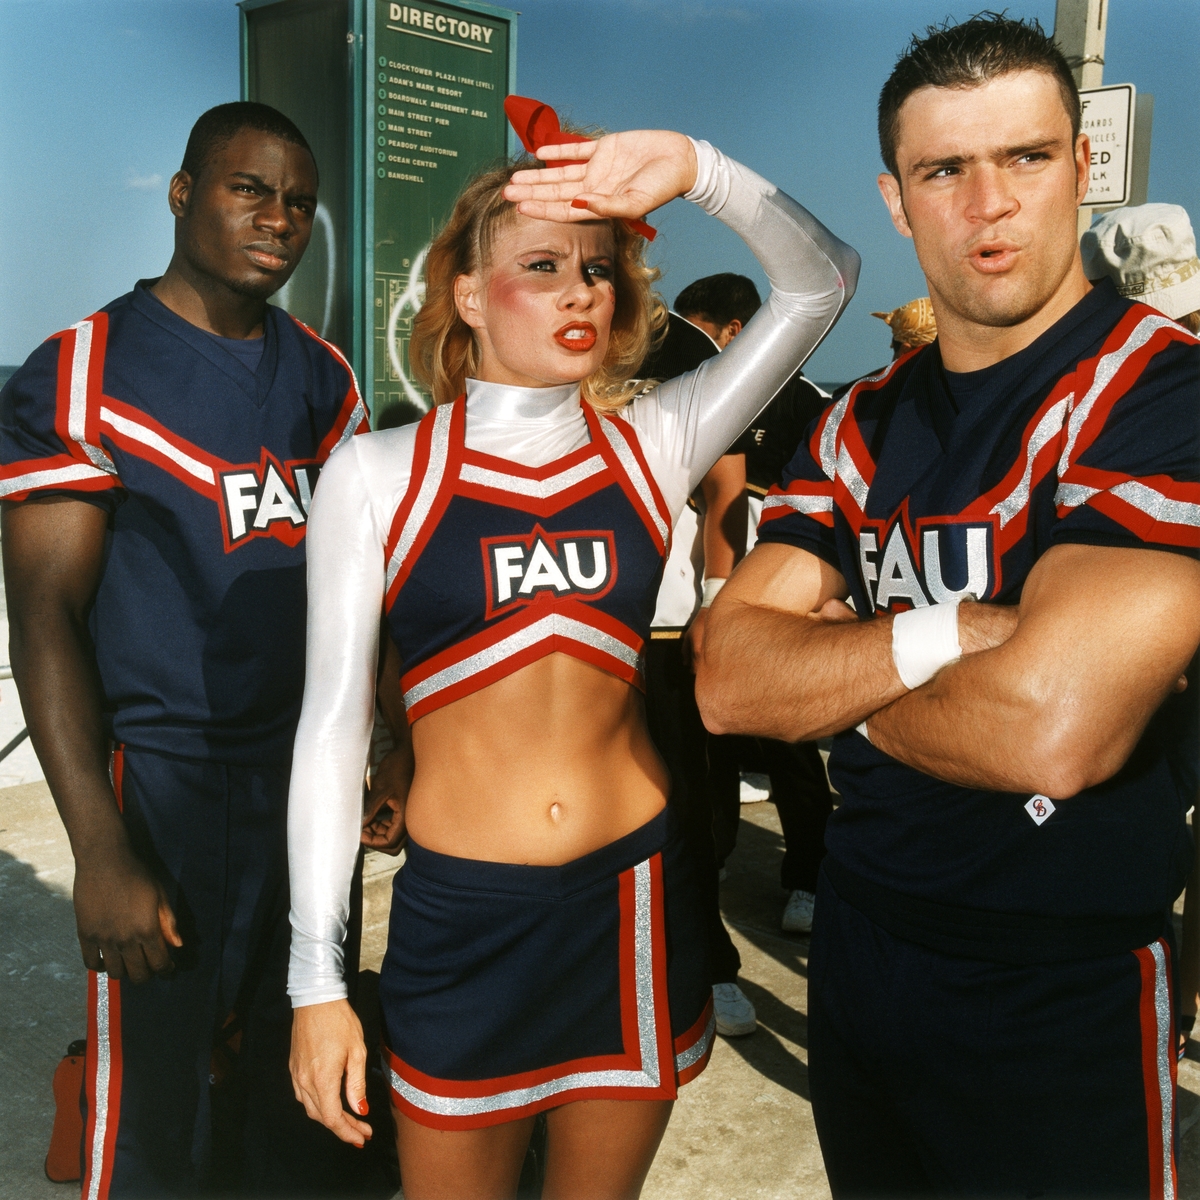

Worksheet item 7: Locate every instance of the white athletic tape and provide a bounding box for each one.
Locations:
[891,600,962,690]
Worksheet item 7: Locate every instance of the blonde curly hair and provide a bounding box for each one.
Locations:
[409,155,667,412]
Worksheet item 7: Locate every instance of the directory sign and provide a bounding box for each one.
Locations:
[1080,84,1135,209]
[372,1,514,423]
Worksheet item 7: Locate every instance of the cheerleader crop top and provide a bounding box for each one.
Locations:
[287,138,860,1005]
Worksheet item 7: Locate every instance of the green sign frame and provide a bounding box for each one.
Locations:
[240,0,517,426]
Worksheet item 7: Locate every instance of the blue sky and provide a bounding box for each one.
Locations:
[1,0,1196,383]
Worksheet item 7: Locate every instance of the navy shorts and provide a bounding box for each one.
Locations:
[808,867,1178,1198]
[380,808,714,1129]
[81,747,369,1198]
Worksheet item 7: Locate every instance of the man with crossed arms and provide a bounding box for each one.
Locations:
[698,14,1199,1196]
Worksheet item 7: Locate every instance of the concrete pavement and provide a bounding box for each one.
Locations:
[5,783,1200,1197]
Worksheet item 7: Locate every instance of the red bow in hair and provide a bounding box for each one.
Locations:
[503,95,657,242]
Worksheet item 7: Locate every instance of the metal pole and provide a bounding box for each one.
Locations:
[1054,0,1108,236]
[0,727,29,764]
[1054,0,1108,89]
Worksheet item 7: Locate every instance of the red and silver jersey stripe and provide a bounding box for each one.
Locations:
[597,417,669,548]
[99,405,216,488]
[0,459,112,498]
[761,491,834,517]
[403,610,641,712]
[385,402,454,596]
[1057,312,1180,478]
[67,318,118,476]
[458,453,607,499]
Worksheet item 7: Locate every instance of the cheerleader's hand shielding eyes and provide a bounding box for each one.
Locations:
[503,130,698,225]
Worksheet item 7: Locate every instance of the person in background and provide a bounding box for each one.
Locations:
[640,310,757,1037]
[1081,203,1200,334]
[677,275,838,938]
[0,104,377,1197]
[871,295,938,358]
[1082,202,1200,1057]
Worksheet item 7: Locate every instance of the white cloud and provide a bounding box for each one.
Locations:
[126,172,163,191]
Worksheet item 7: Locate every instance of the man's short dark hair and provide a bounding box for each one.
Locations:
[878,12,1080,178]
[180,101,316,182]
[675,273,762,329]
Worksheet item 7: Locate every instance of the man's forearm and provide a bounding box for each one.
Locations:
[697,597,905,740]
[10,610,127,859]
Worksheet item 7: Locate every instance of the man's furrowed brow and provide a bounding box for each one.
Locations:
[229,171,271,188]
[995,139,1061,160]
[908,152,973,175]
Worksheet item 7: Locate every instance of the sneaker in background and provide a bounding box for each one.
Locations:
[739,771,771,803]
[782,888,816,934]
[712,982,757,1037]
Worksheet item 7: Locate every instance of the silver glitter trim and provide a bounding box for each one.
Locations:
[1053,482,1098,509]
[403,613,641,708]
[332,398,369,455]
[632,859,660,1085]
[459,455,606,499]
[818,394,849,482]
[1112,481,1200,529]
[385,404,453,593]
[86,974,111,1200]
[319,337,368,455]
[763,493,833,515]
[68,321,117,475]
[387,855,664,1117]
[674,1011,716,1072]
[1054,478,1200,530]
[1057,314,1177,479]
[598,420,668,546]
[1150,940,1176,1200]
[835,443,869,511]
[989,397,1069,527]
[99,407,213,484]
[0,460,112,498]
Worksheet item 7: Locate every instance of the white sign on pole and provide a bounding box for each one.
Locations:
[1080,83,1136,208]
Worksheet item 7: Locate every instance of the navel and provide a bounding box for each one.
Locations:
[549,802,564,823]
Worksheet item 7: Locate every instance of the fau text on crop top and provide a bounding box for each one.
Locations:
[384,396,671,720]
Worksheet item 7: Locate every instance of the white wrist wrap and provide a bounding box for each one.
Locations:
[700,577,726,609]
[891,600,963,690]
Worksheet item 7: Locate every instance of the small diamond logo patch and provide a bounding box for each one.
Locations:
[1025,794,1056,825]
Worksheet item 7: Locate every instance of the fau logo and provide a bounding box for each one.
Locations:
[219,451,320,550]
[858,511,997,612]
[483,525,616,618]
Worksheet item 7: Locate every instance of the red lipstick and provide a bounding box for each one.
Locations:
[554,321,597,352]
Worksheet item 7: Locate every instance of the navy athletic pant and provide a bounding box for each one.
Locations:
[808,869,1179,1198]
[643,636,743,983]
[80,747,369,1199]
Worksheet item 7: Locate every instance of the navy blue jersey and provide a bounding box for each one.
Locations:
[757,281,1200,924]
[383,397,669,722]
[0,282,367,764]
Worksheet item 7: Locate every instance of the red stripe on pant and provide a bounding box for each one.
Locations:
[82,745,126,1198]
[1134,938,1178,1200]
[82,971,123,1200]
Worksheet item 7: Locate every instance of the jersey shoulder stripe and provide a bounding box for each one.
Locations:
[0,312,120,499]
[289,317,370,457]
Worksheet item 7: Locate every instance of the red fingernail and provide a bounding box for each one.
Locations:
[571,198,590,210]
[356,1098,369,1115]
